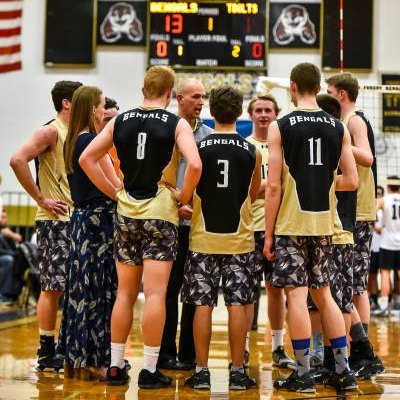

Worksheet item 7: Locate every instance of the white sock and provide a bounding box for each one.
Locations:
[196,365,208,373]
[39,329,55,337]
[378,296,389,310]
[143,345,160,373]
[245,331,250,353]
[111,342,126,369]
[271,329,284,352]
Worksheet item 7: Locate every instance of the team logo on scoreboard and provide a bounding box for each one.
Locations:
[273,4,316,45]
[99,2,144,44]
[269,2,320,49]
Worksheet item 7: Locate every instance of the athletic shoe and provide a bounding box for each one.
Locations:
[106,366,129,386]
[310,352,323,368]
[244,371,257,388]
[36,337,61,372]
[273,370,315,393]
[229,370,248,390]
[375,307,389,317]
[184,368,211,389]
[158,354,192,370]
[391,303,400,314]
[324,369,358,390]
[370,300,381,315]
[354,356,385,379]
[138,369,172,389]
[124,359,132,371]
[350,340,385,379]
[272,346,296,370]
[310,366,332,383]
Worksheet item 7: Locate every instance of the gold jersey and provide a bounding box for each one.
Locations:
[342,111,377,222]
[246,135,268,232]
[36,117,72,221]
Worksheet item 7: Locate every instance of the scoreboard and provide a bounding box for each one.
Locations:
[148,1,267,70]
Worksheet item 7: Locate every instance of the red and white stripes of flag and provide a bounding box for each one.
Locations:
[0,0,23,73]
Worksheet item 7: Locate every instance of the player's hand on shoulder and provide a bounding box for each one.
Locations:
[38,198,67,218]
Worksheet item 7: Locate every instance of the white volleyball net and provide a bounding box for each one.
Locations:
[256,77,400,182]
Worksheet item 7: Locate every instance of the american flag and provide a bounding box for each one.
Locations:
[0,0,22,73]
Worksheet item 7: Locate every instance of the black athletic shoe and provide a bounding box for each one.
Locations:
[272,346,296,370]
[229,369,257,390]
[138,369,172,389]
[124,359,132,371]
[350,340,385,379]
[158,355,192,370]
[184,369,211,390]
[36,337,60,372]
[324,369,358,390]
[273,371,316,393]
[354,356,385,380]
[106,366,129,386]
[310,366,332,383]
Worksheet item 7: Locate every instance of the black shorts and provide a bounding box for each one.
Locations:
[370,251,380,274]
[379,248,400,271]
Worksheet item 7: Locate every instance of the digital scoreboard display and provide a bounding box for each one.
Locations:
[148,1,267,70]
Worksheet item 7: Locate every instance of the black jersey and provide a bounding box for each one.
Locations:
[114,107,180,199]
[333,185,357,244]
[113,107,181,224]
[190,132,256,254]
[275,109,344,236]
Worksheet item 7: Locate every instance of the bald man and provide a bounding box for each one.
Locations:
[158,78,213,370]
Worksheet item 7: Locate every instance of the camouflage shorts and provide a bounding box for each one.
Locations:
[353,221,373,295]
[330,244,354,313]
[254,231,274,283]
[114,214,178,266]
[36,220,70,291]
[271,236,332,289]
[181,251,256,306]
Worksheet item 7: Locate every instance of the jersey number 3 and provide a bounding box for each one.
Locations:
[217,159,229,188]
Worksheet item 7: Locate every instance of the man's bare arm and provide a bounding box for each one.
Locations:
[263,122,282,261]
[249,149,262,203]
[173,118,202,205]
[79,119,121,199]
[10,125,67,217]
[337,125,359,191]
[348,115,374,167]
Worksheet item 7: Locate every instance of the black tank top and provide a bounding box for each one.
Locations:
[113,107,180,200]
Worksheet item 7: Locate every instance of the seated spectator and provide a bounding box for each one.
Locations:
[0,210,24,303]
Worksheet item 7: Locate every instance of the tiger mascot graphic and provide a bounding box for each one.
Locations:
[273,4,316,46]
[100,2,143,43]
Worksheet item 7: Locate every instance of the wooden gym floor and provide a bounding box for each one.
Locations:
[0,294,399,400]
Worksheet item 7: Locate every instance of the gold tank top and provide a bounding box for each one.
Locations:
[246,135,268,232]
[36,117,72,221]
